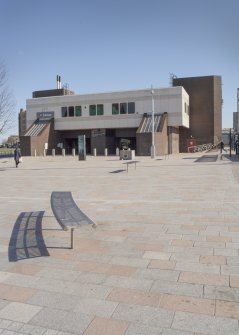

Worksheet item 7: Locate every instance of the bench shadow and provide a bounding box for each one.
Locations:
[8,211,50,262]
[110,169,126,173]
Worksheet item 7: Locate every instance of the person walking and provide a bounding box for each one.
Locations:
[220,141,226,153]
[14,147,21,168]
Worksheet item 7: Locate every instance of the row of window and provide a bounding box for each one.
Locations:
[61,102,135,118]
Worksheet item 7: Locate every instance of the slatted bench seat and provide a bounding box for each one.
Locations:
[51,192,96,249]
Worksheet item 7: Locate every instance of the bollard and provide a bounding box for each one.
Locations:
[104,148,108,156]
[34,149,37,157]
[72,148,75,157]
[93,148,97,156]
[62,148,65,157]
[52,149,55,157]
[116,147,120,156]
[43,149,46,157]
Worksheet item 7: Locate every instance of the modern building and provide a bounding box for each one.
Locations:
[233,112,239,132]
[173,75,222,152]
[20,83,189,156]
[233,89,239,132]
[19,75,222,156]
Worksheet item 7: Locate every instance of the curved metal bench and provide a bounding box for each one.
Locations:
[51,192,96,249]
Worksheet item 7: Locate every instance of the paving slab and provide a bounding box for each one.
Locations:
[1,151,239,334]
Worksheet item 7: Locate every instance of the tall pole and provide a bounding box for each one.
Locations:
[151,86,155,158]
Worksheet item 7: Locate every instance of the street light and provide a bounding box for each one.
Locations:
[151,86,155,158]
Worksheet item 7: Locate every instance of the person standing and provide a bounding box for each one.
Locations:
[220,141,225,153]
[14,147,21,168]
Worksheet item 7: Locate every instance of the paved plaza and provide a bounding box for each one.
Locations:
[0,150,239,335]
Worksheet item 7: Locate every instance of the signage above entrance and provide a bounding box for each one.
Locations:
[37,112,54,120]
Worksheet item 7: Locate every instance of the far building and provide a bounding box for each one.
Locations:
[233,89,239,132]
[19,75,222,156]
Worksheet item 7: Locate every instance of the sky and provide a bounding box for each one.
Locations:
[0,0,238,141]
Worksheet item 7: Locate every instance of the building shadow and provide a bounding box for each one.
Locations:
[222,154,239,162]
[8,211,50,262]
[194,155,218,163]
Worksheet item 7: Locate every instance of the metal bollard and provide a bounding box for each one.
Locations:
[34,149,37,157]
[43,149,46,157]
[62,149,65,157]
[93,148,97,156]
[116,147,120,156]
[52,149,55,157]
[72,148,75,157]
[104,148,108,156]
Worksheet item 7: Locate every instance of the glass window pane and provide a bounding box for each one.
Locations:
[69,106,74,117]
[112,103,119,115]
[120,103,127,114]
[128,102,135,114]
[97,104,104,115]
[89,105,96,116]
[75,106,82,116]
[61,107,67,117]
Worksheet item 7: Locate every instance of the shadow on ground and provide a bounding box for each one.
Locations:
[8,211,50,261]
[222,154,239,162]
[194,155,218,163]
[110,169,126,173]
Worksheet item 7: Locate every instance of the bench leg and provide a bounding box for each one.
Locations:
[70,228,74,249]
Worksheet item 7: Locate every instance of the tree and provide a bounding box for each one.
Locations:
[0,63,15,135]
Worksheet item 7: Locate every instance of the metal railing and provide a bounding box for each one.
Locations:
[188,143,215,153]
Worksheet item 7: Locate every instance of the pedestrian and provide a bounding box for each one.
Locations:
[220,141,225,153]
[14,147,21,168]
[236,140,239,155]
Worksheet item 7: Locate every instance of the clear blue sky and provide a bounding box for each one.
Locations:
[0,0,238,140]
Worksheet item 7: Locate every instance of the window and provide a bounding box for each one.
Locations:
[61,107,67,117]
[75,106,82,117]
[89,105,96,116]
[97,104,104,115]
[69,106,74,117]
[112,102,135,115]
[184,103,189,115]
[120,103,127,114]
[128,102,135,114]
[112,103,119,115]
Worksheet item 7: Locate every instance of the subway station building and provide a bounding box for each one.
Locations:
[19,75,222,156]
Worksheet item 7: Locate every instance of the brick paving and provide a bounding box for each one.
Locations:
[0,151,239,334]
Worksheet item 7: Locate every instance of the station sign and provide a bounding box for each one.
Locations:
[37,112,54,120]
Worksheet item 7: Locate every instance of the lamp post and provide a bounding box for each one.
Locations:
[151,86,155,158]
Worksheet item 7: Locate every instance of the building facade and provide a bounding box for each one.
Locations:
[173,75,222,152]
[20,86,189,156]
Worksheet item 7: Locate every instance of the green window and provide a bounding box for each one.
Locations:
[75,106,82,117]
[120,103,127,114]
[89,105,96,116]
[61,107,67,117]
[112,103,119,115]
[128,102,135,114]
[69,106,74,117]
[97,104,104,115]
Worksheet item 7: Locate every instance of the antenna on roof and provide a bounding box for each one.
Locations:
[63,82,69,90]
[56,75,62,89]
[169,73,177,87]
